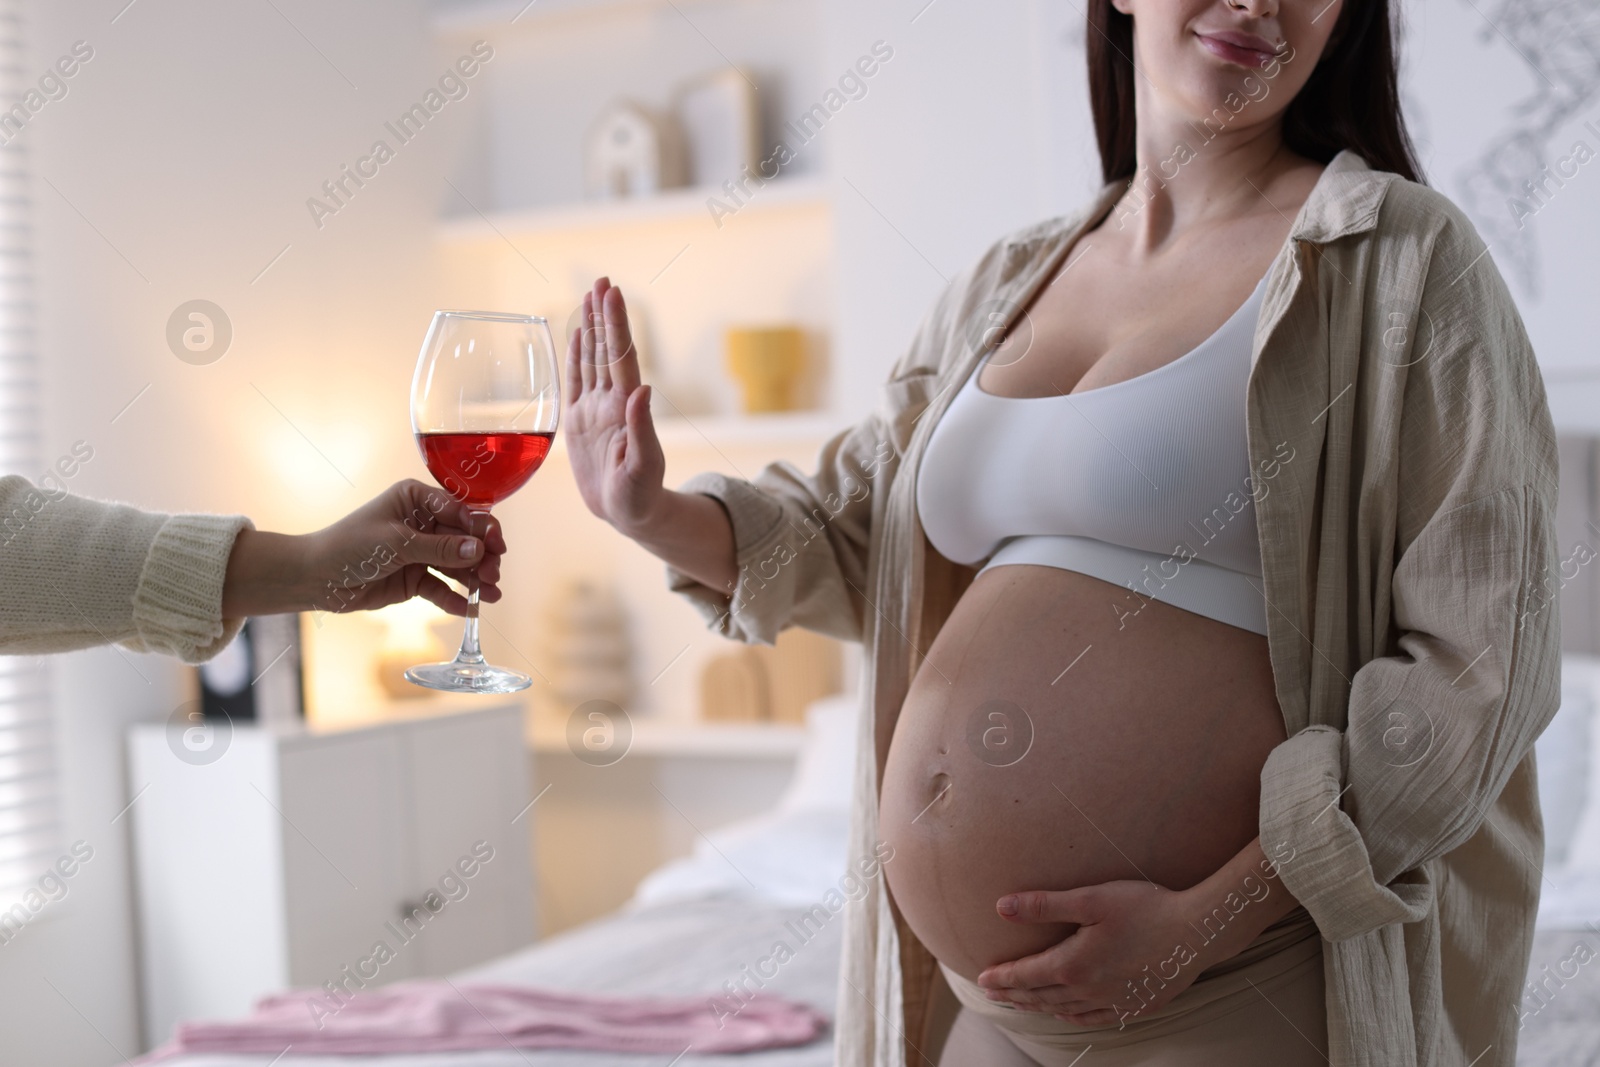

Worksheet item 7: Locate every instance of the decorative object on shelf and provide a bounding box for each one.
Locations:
[699,627,841,723]
[540,577,635,713]
[700,647,769,722]
[585,100,686,200]
[765,627,842,723]
[375,599,450,699]
[725,325,806,413]
[672,68,760,189]
[200,615,305,724]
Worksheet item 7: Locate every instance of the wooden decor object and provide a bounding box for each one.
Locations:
[697,628,842,722]
[764,626,842,723]
[699,647,769,722]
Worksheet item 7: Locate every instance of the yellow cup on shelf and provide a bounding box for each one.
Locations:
[725,326,805,413]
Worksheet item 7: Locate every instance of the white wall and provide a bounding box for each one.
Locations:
[822,0,1100,422]
[1398,0,1600,383]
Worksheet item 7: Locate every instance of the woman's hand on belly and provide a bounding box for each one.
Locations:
[976,879,1201,1025]
[973,837,1304,1026]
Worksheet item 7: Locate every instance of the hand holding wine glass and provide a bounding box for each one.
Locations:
[221,479,506,619]
[563,277,667,535]
[407,310,559,694]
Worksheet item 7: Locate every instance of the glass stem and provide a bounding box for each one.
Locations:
[453,507,491,666]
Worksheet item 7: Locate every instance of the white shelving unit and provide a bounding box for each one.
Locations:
[527,716,807,758]
[652,408,842,447]
[438,176,831,244]
[431,0,840,431]
[428,0,843,733]
[432,0,727,34]
[541,408,841,452]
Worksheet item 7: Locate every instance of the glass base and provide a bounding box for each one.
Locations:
[405,660,532,694]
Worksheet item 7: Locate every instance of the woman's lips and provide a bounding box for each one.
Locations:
[1196,31,1279,68]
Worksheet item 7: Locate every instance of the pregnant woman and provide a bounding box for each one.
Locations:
[566,0,1560,1064]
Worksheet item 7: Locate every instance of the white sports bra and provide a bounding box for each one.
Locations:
[916,268,1272,635]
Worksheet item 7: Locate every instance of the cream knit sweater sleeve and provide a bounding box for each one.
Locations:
[0,474,254,663]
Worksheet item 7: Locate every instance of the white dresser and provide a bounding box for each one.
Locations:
[127,703,536,1046]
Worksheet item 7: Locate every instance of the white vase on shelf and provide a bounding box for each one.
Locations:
[537,578,635,720]
[673,67,760,189]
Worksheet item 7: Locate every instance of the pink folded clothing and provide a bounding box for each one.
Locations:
[134,981,829,1062]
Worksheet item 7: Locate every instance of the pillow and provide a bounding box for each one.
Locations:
[626,806,851,909]
[773,692,861,814]
[1536,655,1598,868]
[1557,654,1600,871]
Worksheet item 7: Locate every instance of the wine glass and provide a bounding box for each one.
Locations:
[406,310,559,693]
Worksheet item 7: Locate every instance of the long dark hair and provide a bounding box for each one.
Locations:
[1086,0,1426,185]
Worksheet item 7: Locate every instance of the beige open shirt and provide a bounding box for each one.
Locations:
[665,148,1562,1067]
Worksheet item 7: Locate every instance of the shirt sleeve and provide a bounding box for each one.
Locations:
[664,419,899,646]
[0,476,254,663]
[1257,203,1563,942]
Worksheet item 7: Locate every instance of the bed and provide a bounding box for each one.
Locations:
[150,660,1600,1066]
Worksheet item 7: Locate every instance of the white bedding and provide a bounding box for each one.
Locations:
[148,678,1600,1066]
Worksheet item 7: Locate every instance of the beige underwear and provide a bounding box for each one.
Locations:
[935,906,1329,1065]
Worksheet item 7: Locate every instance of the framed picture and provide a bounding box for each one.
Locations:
[198,614,305,725]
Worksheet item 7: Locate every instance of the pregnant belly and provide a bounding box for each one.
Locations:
[878,564,1287,983]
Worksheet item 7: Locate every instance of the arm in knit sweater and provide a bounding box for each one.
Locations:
[0,474,253,662]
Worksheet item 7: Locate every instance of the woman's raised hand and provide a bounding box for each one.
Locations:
[564,277,667,535]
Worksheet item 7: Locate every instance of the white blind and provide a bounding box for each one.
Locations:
[0,0,61,908]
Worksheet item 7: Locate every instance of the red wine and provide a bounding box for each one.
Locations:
[418,432,554,508]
